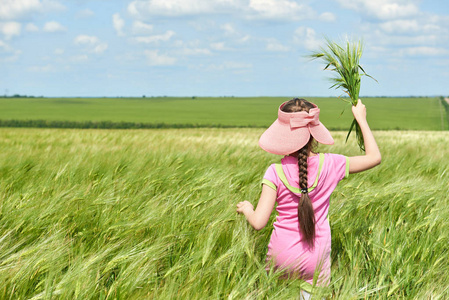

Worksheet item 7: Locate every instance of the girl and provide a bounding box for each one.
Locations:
[236,98,381,298]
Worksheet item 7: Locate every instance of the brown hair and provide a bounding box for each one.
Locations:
[281,98,316,248]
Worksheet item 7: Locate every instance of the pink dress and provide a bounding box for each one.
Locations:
[262,153,349,287]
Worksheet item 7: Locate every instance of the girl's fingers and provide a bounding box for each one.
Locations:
[236,201,251,213]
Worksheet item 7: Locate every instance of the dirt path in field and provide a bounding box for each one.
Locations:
[445,98,449,105]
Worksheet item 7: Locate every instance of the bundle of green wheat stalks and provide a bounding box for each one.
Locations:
[309,38,376,151]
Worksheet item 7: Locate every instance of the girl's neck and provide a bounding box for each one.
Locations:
[288,151,317,158]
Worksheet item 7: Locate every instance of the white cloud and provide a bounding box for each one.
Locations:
[210,42,228,51]
[0,22,21,39]
[128,0,230,17]
[76,8,94,18]
[358,13,449,61]
[0,39,21,62]
[433,15,449,28]
[334,0,419,20]
[379,19,419,33]
[219,23,251,44]
[54,48,64,55]
[237,35,251,43]
[211,42,223,50]
[144,50,176,66]
[74,35,108,54]
[379,19,441,34]
[0,48,21,62]
[128,0,315,21]
[293,26,321,50]
[172,39,213,54]
[135,30,175,43]
[400,46,449,57]
[114,51,140,62]
[0,0,65,20]
[43,21,66,32]
[221,23,236,36]
[362,17,447,48]
[0,39,12,51]
[25,23,39,32]
[172,38,215,55]
[180,47,211,55]
[388,34,440,46]
[204,61,252,72]
[266,41,290,52]
[172,39,184,47]
[74,35,98,45]
[93,43,108,54]
[222,61,252,70]
[248,0,314,20]
[0,0,41,20]
[188,19,216,32]
[70,54,89,62]
[319,12,336,22]
[132,20,153,35]
[28,64,55,72]
[113,13,125,36]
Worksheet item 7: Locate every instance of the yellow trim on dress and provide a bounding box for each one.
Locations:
[261,179,277,191]
[344,156,350,179]
[274,153,324,194]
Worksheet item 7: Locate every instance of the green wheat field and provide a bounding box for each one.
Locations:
[1,126,448,299]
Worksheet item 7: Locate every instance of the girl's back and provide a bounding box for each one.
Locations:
[264,153,348,285]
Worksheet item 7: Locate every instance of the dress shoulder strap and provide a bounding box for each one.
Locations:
[274,153,325,194]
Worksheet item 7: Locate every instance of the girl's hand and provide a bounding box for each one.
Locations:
[352,99,367,124]
[236,185,276,230]
[236,201,254,215]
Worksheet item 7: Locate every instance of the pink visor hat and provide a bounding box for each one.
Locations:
[259,101,334,155]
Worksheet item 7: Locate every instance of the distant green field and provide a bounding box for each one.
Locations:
[0,97,447,130]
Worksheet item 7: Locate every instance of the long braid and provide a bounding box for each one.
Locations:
[282,98,316,247]
[298,144,316,247]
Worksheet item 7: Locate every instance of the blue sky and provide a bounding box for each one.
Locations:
[1,0,449,97]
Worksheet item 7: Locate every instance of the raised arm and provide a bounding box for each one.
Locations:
[348,100,382,174]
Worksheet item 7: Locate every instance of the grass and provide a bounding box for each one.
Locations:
[0,96,447,130]
[308,38,377,151]
[0,128,448,299]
